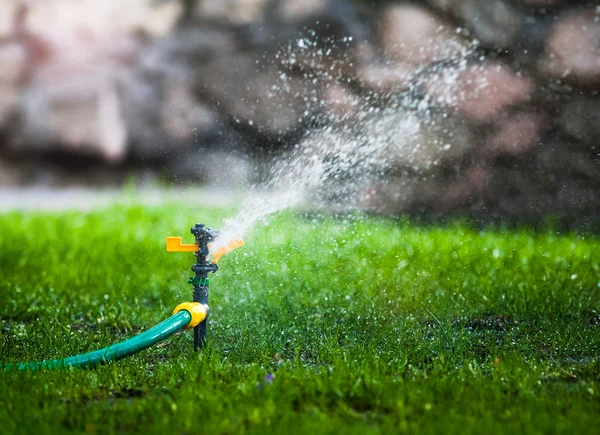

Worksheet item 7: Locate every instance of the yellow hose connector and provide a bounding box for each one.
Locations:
[173,302,208,329]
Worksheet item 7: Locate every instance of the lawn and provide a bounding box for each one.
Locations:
[0,203,599,434]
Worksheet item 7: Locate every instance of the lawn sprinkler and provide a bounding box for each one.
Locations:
[167,223,243,351]
[2,224,244,371]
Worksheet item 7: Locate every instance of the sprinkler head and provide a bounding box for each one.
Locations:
[190,224,219,275]
[191,224,220,256]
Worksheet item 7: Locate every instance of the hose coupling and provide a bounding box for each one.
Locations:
[173,302,209,329]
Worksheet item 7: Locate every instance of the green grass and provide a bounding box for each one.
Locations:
[0,203,599,434]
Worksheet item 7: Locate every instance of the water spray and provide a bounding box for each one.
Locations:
[2,223,244,370]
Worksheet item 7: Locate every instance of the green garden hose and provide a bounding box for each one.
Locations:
[2,303,208,371]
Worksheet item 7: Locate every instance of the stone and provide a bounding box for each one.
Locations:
[9,33,142,163]
[364,110,473,172]
[275,31,363,83]
[169,150,250,186]
[192,0,268,25]
[1,0,180,164]
[520,0,563,7]
[434,167,486,212]
[24,0,180,38]
[356,175,444,214]
[462,0,523,49]
[123,25,241,160]
[199,53,311,137]
[279,0,327,21]
[139,25,237,74]
[0,1,19,38]
[379,4,465,65]
[320,82,361,121]
[159,80,219,142]
[269,0,372,82]
[0,42,27,129]
[426,61,533,122]
[427,0,523,49]
[17,75,128,163]
[0,158,22,186]
[558,97,600,148]
[539,8,600,88]
[357,62,416,94]
[485,112,546,157]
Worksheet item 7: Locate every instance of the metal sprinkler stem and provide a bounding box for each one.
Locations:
[190,224,219,351]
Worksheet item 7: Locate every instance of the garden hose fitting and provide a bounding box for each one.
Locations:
[173,302,209,329]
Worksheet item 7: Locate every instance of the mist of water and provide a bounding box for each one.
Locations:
[210,32,478,255]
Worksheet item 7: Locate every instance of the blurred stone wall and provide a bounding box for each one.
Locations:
[0,0,598,223]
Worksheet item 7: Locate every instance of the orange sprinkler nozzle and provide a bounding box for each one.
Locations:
[210,239,245,264]
[166,237,198,252]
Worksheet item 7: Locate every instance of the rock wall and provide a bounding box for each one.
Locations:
[0,0,598,224]
[360,0,600,225]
